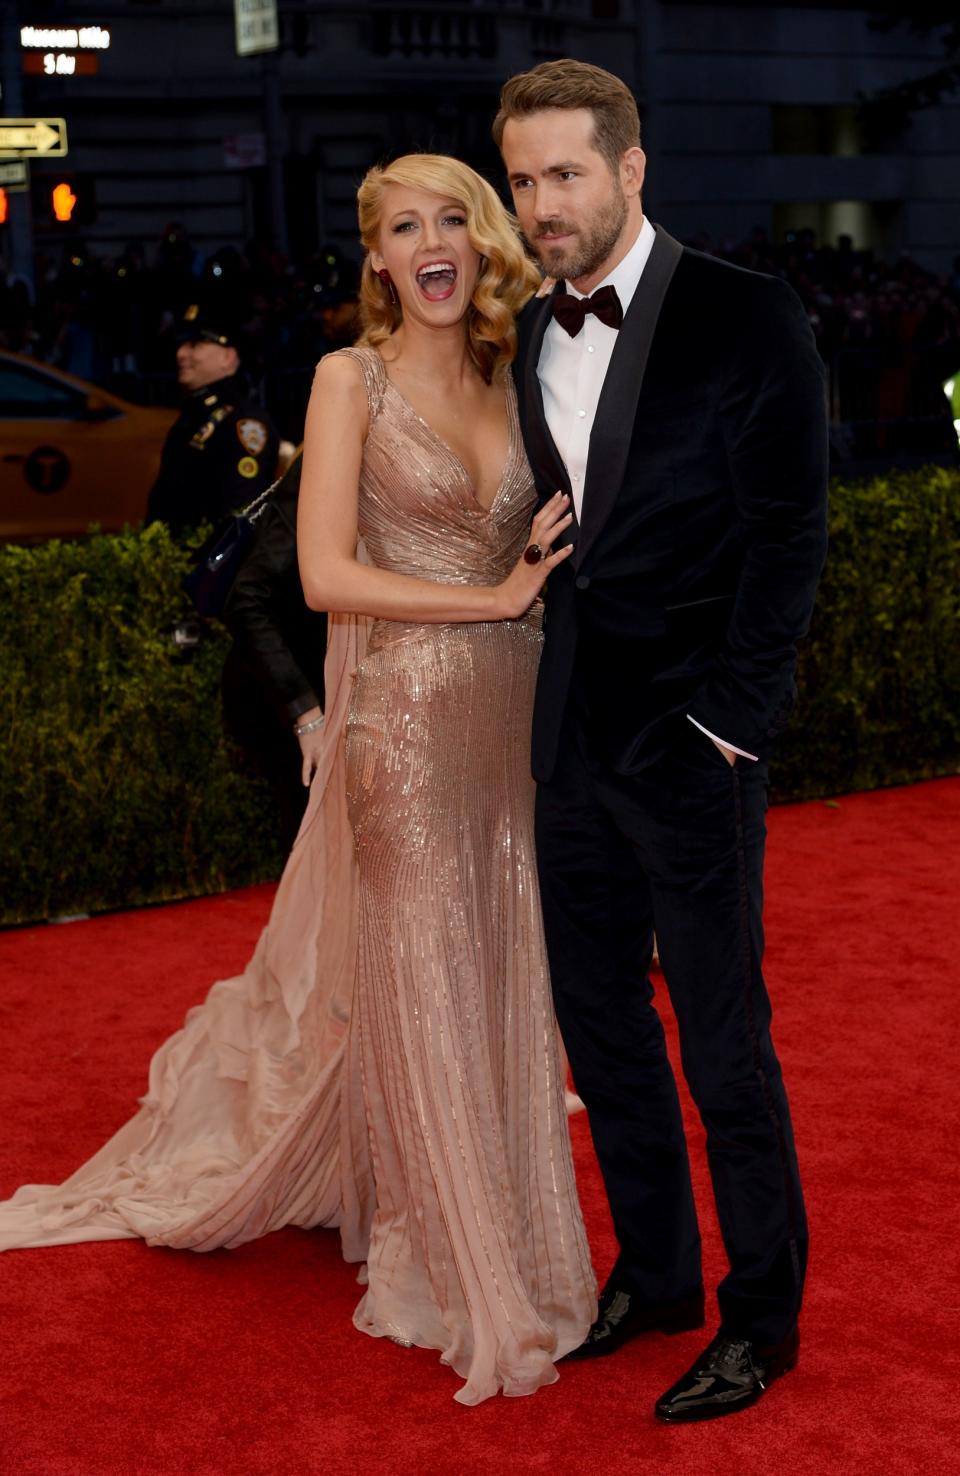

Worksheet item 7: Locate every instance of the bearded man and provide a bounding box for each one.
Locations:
[495,59,828,1423]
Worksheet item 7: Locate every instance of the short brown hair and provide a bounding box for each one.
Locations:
[492,59,641,171]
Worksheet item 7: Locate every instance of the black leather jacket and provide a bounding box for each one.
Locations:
[222,454,327,722]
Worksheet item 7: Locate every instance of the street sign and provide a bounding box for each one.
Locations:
[0,118,68,157]
[23,53,99,77]
[0,159,30,191]
[234,0,279,58]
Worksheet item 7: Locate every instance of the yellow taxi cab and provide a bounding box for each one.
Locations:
[1,350,176,540]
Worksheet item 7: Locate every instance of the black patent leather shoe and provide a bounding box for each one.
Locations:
[655,1326,799,1423]
[564,1284,705,1361]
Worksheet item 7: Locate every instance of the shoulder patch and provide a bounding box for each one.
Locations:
[237,456,260,479]
[237,418,268,455]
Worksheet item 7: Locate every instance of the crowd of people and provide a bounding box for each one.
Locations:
[696,225,960,451]
[0,225,360,435]
[3,215,959,451]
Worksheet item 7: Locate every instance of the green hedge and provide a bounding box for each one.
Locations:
[1,524,281,926]
[772,465,960,800]
[2,467,958,926]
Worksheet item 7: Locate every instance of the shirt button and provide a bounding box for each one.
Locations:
[587,345,595,354]
[577,409,586,418]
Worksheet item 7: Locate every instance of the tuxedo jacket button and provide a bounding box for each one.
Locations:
[575,575,590,590]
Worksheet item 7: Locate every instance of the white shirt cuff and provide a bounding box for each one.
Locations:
[686,715,758,763]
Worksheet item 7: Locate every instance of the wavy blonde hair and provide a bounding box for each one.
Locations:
[356,153,540,384]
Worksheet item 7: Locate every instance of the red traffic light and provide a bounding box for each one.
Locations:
[41,175,96,227]
[52,180,78,222]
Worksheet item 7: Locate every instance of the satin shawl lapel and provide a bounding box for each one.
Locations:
[575,226,684,569]
[521,291,575,522]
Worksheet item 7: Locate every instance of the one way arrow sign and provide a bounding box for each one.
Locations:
[0,118,68,157]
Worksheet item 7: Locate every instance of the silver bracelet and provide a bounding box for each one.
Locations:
[294,715,324,737]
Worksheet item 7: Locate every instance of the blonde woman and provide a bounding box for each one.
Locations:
[0,156,596,1406]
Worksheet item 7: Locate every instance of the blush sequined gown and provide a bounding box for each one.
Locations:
[0,345,596,1405]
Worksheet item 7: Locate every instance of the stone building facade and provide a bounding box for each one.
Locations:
[6,0,958,271]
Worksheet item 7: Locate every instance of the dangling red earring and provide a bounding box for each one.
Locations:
[377,268,398,306]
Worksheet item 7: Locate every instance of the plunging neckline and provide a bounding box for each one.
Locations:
[377,355,515,516]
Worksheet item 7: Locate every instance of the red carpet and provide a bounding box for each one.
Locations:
[1,779,958,1475]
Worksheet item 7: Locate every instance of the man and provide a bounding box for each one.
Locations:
[146,304,279,536]
[495,60,828,1422]
[221,452,327,856]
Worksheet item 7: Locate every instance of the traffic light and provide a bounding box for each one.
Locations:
[52,180,77,222]
[36,174,96,227]
[0,188,8,225]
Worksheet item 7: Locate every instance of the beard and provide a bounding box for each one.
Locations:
[530,184,629,282]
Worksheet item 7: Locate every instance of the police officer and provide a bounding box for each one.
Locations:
[146,303,279,536]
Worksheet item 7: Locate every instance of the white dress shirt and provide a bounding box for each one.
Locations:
[538,216,656,524]
[536,216,757,762]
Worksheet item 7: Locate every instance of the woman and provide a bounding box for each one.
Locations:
[0,156,595,1405]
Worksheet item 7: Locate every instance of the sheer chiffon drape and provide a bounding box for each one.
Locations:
[0,606,373,1259]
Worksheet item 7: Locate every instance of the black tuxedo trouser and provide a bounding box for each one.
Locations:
[535,711,808,1345]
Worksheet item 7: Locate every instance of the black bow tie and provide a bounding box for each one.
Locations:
[550,283,623,337]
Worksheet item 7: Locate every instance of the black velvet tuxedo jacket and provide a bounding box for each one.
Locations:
[514,225,829,782]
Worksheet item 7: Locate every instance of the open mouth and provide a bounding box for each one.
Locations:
[416,260,458,301]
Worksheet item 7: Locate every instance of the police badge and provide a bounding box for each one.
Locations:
[237,418,268,456]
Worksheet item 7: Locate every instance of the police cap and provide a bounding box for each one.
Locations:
[177,302,243,352]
